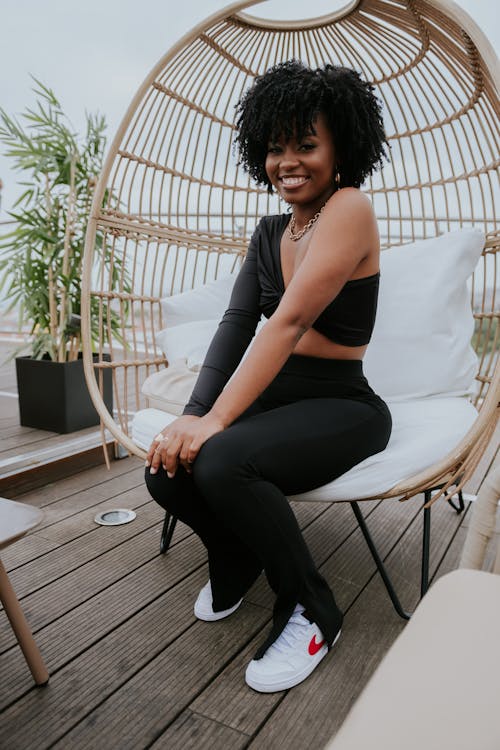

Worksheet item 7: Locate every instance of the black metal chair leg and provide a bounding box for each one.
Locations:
[160,511,178,554]
[422,484,466,593]
[351,502,411,620]
[421,493,432,598]
[446,488,465,514]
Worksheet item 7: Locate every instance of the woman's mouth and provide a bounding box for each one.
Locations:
[279,176,309,188]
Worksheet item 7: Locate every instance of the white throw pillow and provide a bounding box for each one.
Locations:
[156,320,219,370]
[160,273,237,327]
[363,228,484,400]
[141,359,198,415]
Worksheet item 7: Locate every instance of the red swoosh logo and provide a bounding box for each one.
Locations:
[308,635,326,656]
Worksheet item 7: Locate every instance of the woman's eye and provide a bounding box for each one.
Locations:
[299,143,315,151]
[267,145,281,154]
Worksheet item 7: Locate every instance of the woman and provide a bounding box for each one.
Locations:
[145,60,391,693]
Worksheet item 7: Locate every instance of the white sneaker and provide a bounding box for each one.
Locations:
[194,580,243,622]
[245,606,341,692]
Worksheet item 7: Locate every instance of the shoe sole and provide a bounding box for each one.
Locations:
[245,630,342,693]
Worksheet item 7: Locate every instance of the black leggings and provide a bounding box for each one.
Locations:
[145,355,392,658]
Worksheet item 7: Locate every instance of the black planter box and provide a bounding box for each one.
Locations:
[15,354,113,433]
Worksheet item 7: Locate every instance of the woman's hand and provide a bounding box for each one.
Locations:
[146,413,225,478]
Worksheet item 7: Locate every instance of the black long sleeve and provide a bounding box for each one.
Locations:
[182,222,262,417]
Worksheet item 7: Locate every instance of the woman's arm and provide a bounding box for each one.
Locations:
[182,222,263,416]
[147,221,262,474]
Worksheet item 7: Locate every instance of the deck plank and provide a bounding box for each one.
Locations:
[0,424,38,440]
[0,418,24,433]
[0,425,107,463]
[15,458,143,509]
[0,535,60,571]
[1,466,145,571]
[149,711,250,749]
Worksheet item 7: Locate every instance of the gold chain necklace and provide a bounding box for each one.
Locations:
[288,203,326,242]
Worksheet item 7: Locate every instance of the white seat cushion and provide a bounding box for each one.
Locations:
[142,359,198,414]
[133,396,477,501]
[132,408,179,451]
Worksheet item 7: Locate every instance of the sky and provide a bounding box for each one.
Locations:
[0,0,497,215]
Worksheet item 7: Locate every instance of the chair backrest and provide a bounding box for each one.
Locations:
[81,0,499,452]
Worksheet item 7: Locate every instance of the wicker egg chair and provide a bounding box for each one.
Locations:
[81,0,499,616]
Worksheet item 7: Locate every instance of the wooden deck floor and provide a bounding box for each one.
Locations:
[1,451,475,749]
[0,338,494,749]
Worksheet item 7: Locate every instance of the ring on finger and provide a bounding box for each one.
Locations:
[154,432,166,442]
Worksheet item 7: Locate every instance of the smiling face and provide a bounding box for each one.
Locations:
[265,113,337,214]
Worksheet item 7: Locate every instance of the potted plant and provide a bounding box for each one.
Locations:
[0,80,126,432]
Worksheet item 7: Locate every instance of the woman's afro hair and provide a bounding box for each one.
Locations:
[234,60,389,192]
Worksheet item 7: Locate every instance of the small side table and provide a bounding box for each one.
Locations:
[0,497,49,685]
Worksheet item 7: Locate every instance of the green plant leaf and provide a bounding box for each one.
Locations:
[0,80,130,361]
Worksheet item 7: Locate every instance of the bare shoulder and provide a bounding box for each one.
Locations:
[313,188,379,271]
[324,187,375,224]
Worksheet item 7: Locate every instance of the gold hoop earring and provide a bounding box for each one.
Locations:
[334,170,341,186]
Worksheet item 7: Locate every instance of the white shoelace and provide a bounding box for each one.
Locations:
[268,610,310,656]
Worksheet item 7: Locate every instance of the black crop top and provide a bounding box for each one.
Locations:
[183,214,380,417]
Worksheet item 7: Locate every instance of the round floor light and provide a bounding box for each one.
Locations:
[94,509,137,526]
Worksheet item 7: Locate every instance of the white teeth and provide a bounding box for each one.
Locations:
[281,176,308,186]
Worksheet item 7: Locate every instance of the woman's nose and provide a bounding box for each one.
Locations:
[279,148,300,168]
